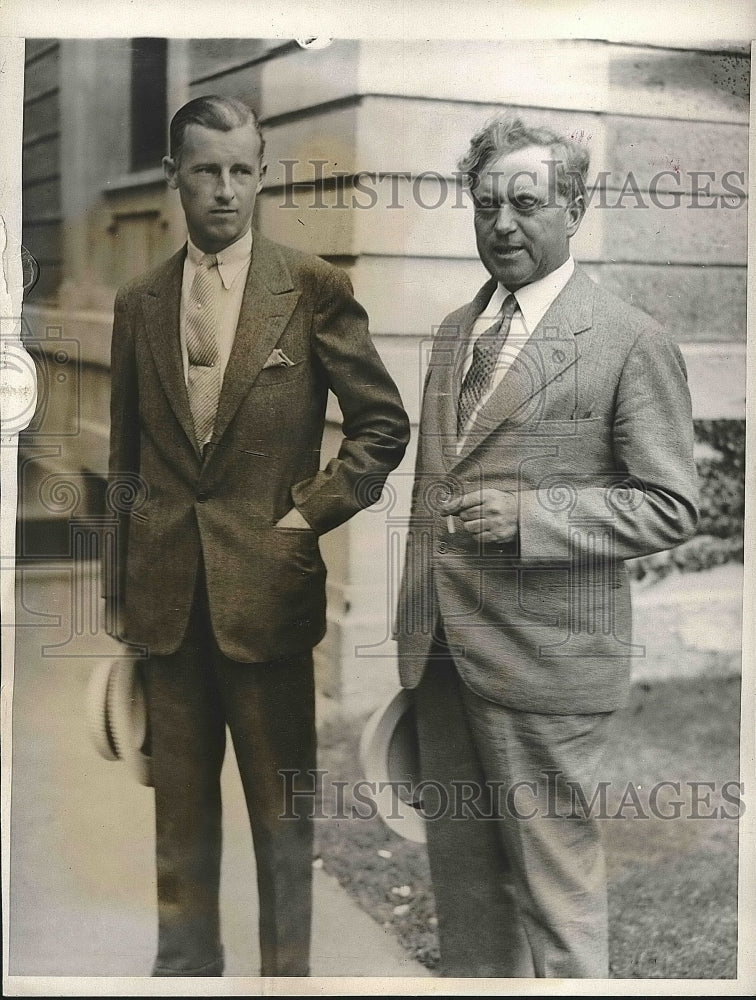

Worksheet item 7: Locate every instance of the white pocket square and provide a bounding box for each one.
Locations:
[262,348,295,369]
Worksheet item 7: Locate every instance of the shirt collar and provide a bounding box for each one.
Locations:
[502,256,575,332]
[482,256,575,330]
[186,228,253,290]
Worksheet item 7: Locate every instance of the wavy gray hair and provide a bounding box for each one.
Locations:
[458,114,590,202]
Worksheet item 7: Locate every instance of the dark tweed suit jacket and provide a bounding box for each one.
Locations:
[395,265,699,714]
[107,232,410,661]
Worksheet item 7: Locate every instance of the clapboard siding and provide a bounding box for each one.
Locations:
[23,48,60,104]
[22,90,59,144]
[22,135,60,184]
[20,219,62,266]
[23,40,61,304]
[24,39,59,63]
[21,176,61,217]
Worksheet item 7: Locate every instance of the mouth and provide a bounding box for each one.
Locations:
[492,245,526,259]
[209,209,237,216]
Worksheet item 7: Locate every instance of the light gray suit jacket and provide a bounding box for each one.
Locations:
[395,265,698,714]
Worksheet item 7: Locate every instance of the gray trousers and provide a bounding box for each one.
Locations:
[415,639,615,978]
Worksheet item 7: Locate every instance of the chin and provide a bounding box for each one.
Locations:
[203,225,241,246]
[492,268,528,290]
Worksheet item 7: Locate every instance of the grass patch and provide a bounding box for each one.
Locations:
[314,673,741,979]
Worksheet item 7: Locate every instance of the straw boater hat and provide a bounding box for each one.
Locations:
[86,658,152,787]
[359,687,425,844]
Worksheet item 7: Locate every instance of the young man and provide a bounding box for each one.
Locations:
[106,95,409,977]
[395,115,699,978]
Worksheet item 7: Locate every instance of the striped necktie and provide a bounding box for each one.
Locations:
[457,293,518,436]
[185,253,221,450]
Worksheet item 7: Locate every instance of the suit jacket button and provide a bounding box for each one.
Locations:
[436,541,448,554]
[197,490,210,503]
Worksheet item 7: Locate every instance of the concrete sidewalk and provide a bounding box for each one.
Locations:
[7,564,431,983]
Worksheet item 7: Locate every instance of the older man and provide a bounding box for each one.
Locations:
[106,95,409,976]
[395,115,698,977]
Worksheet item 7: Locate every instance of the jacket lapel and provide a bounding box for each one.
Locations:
[455,266,596,464]
[141,248,200,453]
[212,233,301,444]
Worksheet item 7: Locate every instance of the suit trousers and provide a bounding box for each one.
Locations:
[414,636,615,978]
[143,566,317,977]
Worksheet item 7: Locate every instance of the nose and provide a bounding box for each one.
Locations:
[493,202,518,234]
[215,169,235,202]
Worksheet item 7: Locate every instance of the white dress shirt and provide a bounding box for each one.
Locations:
[180,228,253,385]
[457,255,575,450]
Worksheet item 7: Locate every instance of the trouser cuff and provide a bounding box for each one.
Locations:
[152,954,224,977]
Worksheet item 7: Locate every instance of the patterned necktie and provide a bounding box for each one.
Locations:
[185,253,221,450]
[457,293,518,436]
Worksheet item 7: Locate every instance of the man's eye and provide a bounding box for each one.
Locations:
[510,196,540,213]
[474,197,540,214]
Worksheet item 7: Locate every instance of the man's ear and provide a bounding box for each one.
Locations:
[163,156,179,190]
[565,195,586,237]
[256,161,267,194]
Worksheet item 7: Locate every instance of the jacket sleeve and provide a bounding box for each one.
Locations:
[518,329,699,563]
[103,288,141,603]
[290,267,410,535]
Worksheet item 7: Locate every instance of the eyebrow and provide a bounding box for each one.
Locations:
[189,161,256,170]
[472,190,543,206]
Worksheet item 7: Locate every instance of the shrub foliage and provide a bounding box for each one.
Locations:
[628,419,745,582]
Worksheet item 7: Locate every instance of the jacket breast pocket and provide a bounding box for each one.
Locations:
[253,360,307,388]
[531,416,612,470]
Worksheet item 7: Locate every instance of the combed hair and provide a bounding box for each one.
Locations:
[169,95,265,163]
[458,114,590,202]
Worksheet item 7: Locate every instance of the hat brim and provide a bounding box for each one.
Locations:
[85,658,152,787]
[85,658,120,762]
[108,658,153,788]
[359,688,426,844]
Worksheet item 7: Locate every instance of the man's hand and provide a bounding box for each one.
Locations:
[274,507,312,530]
[448,488,518,543]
